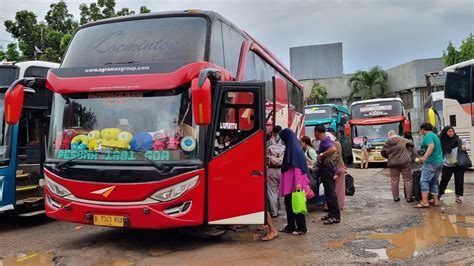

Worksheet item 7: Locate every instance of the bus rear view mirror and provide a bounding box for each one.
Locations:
[427,108,436,127]
[191,77,212,126]
[4,83,25,125]
[344,124,351,137]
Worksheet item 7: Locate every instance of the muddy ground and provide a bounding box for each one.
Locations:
[1,167,473,265]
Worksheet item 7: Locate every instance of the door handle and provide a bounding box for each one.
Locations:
[250,170,263,177]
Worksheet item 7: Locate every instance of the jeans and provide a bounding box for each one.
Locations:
[420,163,443,194]
[320,169,340,220]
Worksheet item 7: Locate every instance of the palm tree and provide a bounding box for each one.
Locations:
[307,82,328,104]
[347,66,388,100]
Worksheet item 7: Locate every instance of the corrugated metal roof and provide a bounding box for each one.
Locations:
[290,43,343,80]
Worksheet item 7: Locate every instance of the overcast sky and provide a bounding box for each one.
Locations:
[0,0,472,73]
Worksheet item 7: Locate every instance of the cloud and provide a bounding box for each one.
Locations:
[1,0,472,72]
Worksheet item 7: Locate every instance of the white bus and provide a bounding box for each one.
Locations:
[442,59,474,165]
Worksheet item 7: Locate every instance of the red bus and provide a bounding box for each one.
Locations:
[4,11,304,229]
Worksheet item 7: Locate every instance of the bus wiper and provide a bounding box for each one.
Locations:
[118,148,172,173]
[104,60,142,65]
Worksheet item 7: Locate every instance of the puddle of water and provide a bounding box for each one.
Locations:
[327,211,474,260]
[0,252,53,266]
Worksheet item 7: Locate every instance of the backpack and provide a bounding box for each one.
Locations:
[345,173,355,196]
[268,142,285,167]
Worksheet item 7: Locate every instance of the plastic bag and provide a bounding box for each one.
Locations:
[291,190,307,214]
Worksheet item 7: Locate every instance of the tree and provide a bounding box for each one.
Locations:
[79,0,151,25]
[443,34,474,66]
[5,0,150,62]
[307,82,328,104]
[348,66,388,100]
[1,43,21,61]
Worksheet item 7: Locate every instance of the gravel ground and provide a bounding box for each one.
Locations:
[1,167,473,265]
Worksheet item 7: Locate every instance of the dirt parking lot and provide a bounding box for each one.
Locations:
[1,167,473,265]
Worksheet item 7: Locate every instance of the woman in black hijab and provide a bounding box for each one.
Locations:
[439,126,470,203]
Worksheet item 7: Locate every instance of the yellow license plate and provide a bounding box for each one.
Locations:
[374,156,385,161]
[93,214,125,227]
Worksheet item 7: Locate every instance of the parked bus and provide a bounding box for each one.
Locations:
[4,11,305,228]
[346,98,411,165]
[442,59,474,165]
[304,104,351,161]
[0,61,59,215]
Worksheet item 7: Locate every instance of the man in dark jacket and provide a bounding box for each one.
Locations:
[381,130,415,202]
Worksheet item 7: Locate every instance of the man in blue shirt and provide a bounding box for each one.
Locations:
[415,123,444,208]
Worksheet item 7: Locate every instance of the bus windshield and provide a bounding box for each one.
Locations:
[352,122,402,146]
[305,106,331,120]
[61,16,208,69]
[0,67,18,87]
[351,101,403,119]
[47,89,200,163]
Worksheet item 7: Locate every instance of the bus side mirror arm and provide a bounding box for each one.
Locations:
[198,68,221,87]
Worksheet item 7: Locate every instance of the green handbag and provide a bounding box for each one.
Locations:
[292,190,307,215]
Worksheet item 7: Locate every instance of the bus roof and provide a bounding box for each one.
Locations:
[1,61,59,68]
[443,59,474,72]
[351,98,402,107]
[305,104,349,114]
[71,10,303,92]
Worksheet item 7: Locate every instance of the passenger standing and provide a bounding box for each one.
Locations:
[439,126,470,203]
[301,136,318,205]
[279,128,310,235]
[359,136,371,169]
[327,128,346,210]
[381,130,415,202]
[415,123,443,208]
[314,126,340,224]
[266,126,284,217]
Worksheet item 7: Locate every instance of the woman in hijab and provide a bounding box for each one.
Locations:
[439,126,470,203]
[278,128,310,235]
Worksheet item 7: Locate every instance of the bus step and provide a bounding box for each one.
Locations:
[17,210,45,217]
[16,173,30,179]
[16,185,39,192]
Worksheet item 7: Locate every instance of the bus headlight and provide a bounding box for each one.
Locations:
[45,176,72,197]
[150,175,199,202]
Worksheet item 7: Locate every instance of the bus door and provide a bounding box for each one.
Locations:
[0,125,18,212]
[208,82,266,224]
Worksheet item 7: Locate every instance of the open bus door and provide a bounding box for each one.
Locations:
[207,82,266,225]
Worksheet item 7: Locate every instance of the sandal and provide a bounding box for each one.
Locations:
[414,203,429,208]
[262,231,278,241]
[323,218,340,225]
[292,230,306,235]
[279,227,294,234]
[456,198,462,203]
[321,215,330,221]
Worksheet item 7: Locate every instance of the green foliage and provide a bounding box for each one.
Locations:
[4,43,21,61]
[348,66,388,100]
[4,0,150,62]
[308,83,328,104]
[443,34,474,66]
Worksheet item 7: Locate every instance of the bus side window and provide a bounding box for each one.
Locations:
[210,21,225,68]
[222,23,245,77]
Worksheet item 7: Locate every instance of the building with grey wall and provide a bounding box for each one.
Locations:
[290,43,343,80]
[296,57,445,134]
